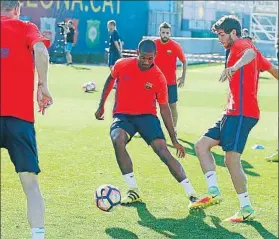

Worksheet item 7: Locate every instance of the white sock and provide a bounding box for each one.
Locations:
[123,172,137,189]
[180,178,196,196]
[31,228,45,239]
[238,192,251,208]
[205,171,218,189]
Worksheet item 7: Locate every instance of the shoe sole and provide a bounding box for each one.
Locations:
[189,196,223,210]
[224,214,255,223]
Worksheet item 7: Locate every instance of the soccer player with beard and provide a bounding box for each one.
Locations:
[191,15,278,222]
[154,22,187,135]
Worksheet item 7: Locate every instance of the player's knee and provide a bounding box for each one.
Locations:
[111,132,127,149]
[19,172,40,195]
[169,103,177,111]
[154,146,171,164]
[194,140,206,154]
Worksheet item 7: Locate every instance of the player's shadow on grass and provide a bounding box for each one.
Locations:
[167,139,260,177]
[70,65,91,70]
[245,221,278,239]
[119,202,247,239]
[106,227,139,239]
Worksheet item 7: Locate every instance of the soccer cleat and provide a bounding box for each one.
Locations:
[121,189,142,205]
[224,205,255,222]
[188,195,201,210]
[265,151,278,162]
[190,186,223,209]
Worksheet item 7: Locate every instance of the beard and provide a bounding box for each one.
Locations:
[160,37,169,43]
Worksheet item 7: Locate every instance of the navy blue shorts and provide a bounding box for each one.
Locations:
[167,85,178,104]
[108,52,120,67]
[0,117,40,174]
[204,115,258,154]
[65,42,73,52]
[110,114,165,145]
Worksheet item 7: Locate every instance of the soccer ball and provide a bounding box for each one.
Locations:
[82,81,96,92]
[95,184,121,212]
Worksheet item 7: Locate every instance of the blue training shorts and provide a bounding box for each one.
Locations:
[108,52,121,67]
[204,115,258,154]
[167,85,178,104]
[0,116,40,174]
[110,114,165,145]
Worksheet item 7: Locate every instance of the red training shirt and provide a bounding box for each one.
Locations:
[0,16,50,122]
[111,58,168,116]
[226,39,272,119]
[154,38,186,85]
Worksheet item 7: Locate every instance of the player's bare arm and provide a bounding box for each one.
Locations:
[219,48,256,82]
[267,65,278,80]
[114,41,122,57]
[33,42,53,115]
[95,74,115,120]
[177,60,187,88]
[159,103,185,158]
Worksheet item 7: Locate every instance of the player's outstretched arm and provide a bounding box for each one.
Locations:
[232,48,256,71]
[34,42,53,115]
[159,103,185,158]
[219,48,256,82]
[95,74,115,120]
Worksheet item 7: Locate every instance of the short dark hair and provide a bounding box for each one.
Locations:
[138,39,156,54]
[212,15,241,37]
[107,20,116,26]
[159,22,171,30]
[1,0,20,10]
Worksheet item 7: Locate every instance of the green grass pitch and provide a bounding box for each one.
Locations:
[1,63,278,239]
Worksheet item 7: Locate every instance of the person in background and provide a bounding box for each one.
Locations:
[107,20,122,69]
[64,20,75,65]
[154,22,187,136]
[242,28,252,41]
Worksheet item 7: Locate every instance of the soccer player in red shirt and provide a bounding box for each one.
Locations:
[1,1,53,238]
[192,15,278,222]
[95,39,199,208]
[154,22,187,135]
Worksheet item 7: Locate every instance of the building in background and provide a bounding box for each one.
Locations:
[19,1,278,63]
[20,0,149,63]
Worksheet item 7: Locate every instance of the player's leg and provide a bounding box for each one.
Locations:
[65,43,72,65]
[19,173,45,238]
[65,43,70,64]
[136,115,199,207]
[223,116,258,222]
[110,115,140,204]
[151,139,200,208]
[4,117,45,239]
[167,85,178,134]
[169,102,178,129]
[192,119,223,209]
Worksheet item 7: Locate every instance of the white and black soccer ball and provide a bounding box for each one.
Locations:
[82,81,96,92]
[95,184,121,212]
